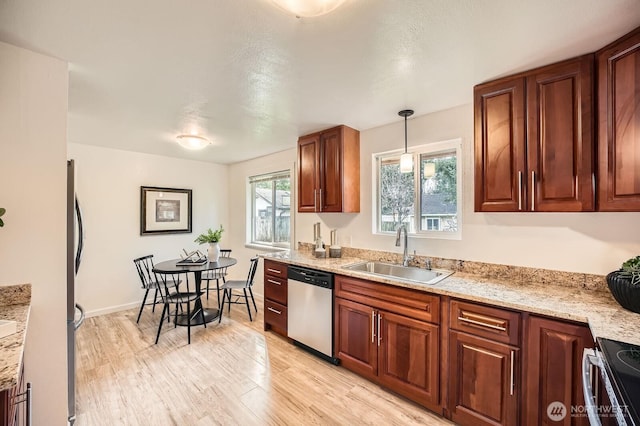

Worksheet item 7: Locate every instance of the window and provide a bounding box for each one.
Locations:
[374,139,461,239]
[249,170,291,248]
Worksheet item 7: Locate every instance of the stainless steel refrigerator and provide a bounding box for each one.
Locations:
[66,160,85,426]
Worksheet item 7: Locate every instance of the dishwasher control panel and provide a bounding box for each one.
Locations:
[288,266,334,289]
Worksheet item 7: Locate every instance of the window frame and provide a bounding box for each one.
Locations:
[248,170,292,249]
[372,138,462,240]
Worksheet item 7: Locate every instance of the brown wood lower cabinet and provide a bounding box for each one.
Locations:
[524,315,594,426]
[448,330,519,426]
[334,275,440,412]
[0,358,29,426]
[263,259,288,337]
[330,274,597,426]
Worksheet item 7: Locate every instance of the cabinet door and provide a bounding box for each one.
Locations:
[474,77,527,212]
[597,27,640,211]
[334,297,377,380]
[378,310,440,412]
[297,133,320,212]
[319,127,343,212]
[449,331,519,426]
[524,316,593,426]
[526,55,594,212]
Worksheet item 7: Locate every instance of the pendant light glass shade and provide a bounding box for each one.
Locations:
[176,134,210,150]
[398,109,414,173]
[423,162,436,178]
[400,153,413,173]
[271,0,347,17]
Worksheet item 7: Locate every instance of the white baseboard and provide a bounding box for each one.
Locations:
[85,301,139,318]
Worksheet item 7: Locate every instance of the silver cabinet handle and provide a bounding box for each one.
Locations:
[267,279,281,285]
[457,315,507,332]
[319,188,323,212]
[27,382,32,426]
[377,313,382,346]
[314,189,317,211]
[267,307,282,315]
[531,170,535,211]
[510,350,515,396]
[267,268,282,275]
[518,171,523,211]
[371,310,376,343]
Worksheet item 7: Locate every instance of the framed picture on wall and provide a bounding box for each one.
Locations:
[140,186,192,235]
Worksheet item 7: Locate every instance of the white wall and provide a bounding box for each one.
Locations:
[249,104,640,276]
[0,42,68,425]
[68,143,229,315]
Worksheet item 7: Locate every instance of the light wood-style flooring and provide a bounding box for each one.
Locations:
[76,293,454,425]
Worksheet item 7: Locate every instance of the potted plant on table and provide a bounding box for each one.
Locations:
[607,255,640,314]
[195,225,224,262]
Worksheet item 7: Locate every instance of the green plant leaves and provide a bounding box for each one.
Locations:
[0,208,5,227]
[194,225,224,244]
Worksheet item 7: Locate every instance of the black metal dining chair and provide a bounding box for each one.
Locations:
[155,272,206,344]
[202,249,232,307]
[218,257,259,323]
[133,254,178,323]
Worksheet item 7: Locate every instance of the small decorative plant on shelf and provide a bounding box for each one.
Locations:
[0,208,5,227]
[194,225,224,262]
[606,255,640,314]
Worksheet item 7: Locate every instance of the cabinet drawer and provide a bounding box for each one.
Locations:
[264,274,287,305]
[450,299,520,345]
[264,259,287,278]
[264,299,288,332]
[335,275,439,324]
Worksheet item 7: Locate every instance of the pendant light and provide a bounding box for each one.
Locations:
[398,109,414,173]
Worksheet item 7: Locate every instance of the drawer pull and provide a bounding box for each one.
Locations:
[371,310,376,343]
[267,307,282,315]
[510,350,515,396]
[457,315,507,332]
[267,268,282,274]
[267,279,282,285]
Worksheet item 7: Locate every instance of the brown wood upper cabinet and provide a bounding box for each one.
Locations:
[474,55,594,212]
[297,125,360,213]
[597,26,640,211]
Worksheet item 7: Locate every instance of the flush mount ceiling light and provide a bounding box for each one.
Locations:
[398,109,414,173]
[176,134,210,150]
[270,0,347,17]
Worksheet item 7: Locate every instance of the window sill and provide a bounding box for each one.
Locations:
[244,243,290,253]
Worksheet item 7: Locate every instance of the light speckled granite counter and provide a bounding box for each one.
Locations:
[263,250,640,347]
[0,284,31,391]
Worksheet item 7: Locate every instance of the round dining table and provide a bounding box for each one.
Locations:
[153,257,237,325]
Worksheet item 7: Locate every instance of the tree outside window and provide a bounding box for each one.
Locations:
[376,140,461,238]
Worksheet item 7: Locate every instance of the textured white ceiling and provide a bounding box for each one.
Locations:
[0,0,639,164]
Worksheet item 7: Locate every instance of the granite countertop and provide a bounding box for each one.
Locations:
[263,250,640,347]
[0,284,31,392]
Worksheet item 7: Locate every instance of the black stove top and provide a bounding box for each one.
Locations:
[598,338,640,424]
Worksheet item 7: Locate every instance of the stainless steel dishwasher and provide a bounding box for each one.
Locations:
[287,265,338,364]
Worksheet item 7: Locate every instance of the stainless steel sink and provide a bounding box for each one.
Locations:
[342,261,453,285]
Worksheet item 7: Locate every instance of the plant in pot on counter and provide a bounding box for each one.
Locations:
[607,256,640,314]
[195,225,224,262]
